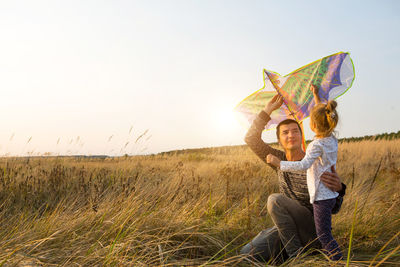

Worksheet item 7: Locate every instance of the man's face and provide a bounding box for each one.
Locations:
[278,123,302,150]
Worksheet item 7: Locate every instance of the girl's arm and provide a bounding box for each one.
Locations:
[311,84,321,105]
[280,142,322,171]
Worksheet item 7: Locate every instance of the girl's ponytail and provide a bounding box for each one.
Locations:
[326,100,337,112]
[325,100,339,134]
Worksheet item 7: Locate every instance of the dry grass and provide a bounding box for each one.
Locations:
[0,139,399,266]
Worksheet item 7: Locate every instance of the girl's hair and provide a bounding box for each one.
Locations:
[310,100,339,137]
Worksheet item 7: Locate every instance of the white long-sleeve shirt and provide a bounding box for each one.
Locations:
[280,135,339,203]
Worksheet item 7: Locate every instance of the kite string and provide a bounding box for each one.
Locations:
[299,121,306,152]
[265,72,297,121]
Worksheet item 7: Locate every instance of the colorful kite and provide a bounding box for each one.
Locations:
[235,52,355,131]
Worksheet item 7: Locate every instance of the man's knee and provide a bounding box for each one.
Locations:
[267,193,285,215]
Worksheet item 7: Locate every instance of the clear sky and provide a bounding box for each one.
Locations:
[0,0,399,156]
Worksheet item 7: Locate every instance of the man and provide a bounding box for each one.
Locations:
[240,94,346,263]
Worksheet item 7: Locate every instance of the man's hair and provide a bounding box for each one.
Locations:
[276,119,303,141]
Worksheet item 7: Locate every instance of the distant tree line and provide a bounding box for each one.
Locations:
[338,130,400,143]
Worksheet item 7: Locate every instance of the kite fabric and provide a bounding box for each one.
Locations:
[235,52,355,131]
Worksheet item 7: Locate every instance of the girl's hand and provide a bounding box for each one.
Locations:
[310,84,319,95]
[310,84,321,104]
[266,154,281,168]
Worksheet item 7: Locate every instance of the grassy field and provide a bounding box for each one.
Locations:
[0,139,399,266]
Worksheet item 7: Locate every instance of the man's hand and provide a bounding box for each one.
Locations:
[320,165,343,192]
[266,154,281,168]
[263,94,283,115]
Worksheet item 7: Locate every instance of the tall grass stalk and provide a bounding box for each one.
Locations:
[346,199,358,267]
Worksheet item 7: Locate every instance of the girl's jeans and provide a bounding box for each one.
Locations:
[313,198,342,260]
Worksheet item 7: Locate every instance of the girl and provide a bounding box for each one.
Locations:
[266,84,342,261]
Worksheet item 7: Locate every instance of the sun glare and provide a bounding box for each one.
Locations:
[213,107,239,134]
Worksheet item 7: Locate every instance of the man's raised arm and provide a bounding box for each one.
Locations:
[244,94,286,163]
